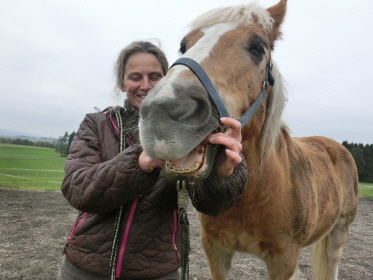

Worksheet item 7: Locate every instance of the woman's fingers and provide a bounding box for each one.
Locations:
[139,151,164,173]
[220,117,242,141]
[209,134,242,153]
[224,148,243,171]
[215,149,242,177]
[225,149,243,165]
[205,117,244,177]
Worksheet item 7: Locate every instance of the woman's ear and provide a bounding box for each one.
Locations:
[120,84,125,92]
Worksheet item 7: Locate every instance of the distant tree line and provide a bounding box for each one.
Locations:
[342,141,373,183]
[2,135,372,179]
[0,131,76,157]
[0,137,55,148]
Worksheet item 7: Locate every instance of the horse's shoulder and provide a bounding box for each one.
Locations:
[293,136,351,165]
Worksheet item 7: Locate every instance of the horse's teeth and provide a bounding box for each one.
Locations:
[192,162,201,170]
[166,160,201,173]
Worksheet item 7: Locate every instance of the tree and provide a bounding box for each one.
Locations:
[55,131,69,157]
[67,131,76,155]
[362,144,373,182]
[350,146,366,180]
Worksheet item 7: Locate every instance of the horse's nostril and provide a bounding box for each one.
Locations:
[165,84,211,123]
[169,98,211,128]
[167,98,197,121]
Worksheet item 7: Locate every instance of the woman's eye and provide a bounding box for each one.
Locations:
[150,76,162,81]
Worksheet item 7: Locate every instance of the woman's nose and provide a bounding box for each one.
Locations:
[140,78,153,91]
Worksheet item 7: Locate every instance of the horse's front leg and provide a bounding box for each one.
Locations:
[201,231,234,280]
[264,245,301,280]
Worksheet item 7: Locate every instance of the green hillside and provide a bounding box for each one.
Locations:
[0,144,65,190]
[1,143,372,196]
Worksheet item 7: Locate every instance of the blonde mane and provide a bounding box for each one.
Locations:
[189,3,274,31]
[261,62,290,163]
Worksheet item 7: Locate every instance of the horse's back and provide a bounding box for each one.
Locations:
[294,135,358,191]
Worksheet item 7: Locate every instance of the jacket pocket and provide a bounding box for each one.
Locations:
[68,212,89,244]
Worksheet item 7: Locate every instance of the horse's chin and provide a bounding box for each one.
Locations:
[164,144,222,181]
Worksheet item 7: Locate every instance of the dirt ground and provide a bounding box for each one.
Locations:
[0,188,371,280]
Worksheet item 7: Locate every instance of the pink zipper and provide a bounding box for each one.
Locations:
[115,198,139,278]
[109,110,120,132]
[68,212,89,243]
[172,209,181,260]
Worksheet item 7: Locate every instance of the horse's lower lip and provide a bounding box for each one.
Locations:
[165,144,206,174]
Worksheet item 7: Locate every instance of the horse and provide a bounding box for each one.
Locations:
[139,0,358,279]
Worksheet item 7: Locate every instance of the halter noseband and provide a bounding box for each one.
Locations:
[170,57,275,128]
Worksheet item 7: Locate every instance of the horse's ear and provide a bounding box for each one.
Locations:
[267,0,287,44]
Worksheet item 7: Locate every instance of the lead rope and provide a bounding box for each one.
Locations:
[109,108,126,280]
[177,180,190,280]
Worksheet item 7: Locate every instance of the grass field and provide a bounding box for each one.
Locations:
[0,143,65,191]
[1,143,372,196]
[358,182,373,198]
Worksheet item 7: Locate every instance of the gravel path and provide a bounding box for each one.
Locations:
[0,188,371,279]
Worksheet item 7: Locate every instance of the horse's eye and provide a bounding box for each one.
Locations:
[249,44,265,56]
[248,43,265,61]
[247,38,267,64]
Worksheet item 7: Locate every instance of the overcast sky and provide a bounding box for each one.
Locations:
[1,0,372,144]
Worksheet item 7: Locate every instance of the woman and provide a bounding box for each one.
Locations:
[57,41,247,280]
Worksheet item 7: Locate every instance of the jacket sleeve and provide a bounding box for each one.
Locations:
[61,114,159,214]
[187,154,248,216]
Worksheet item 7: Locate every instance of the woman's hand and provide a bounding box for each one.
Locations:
[207,117,243,177]
[138,151,164,173]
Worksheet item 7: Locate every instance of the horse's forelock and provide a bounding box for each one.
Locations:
[189,3,274,32]
[260,62,290,163]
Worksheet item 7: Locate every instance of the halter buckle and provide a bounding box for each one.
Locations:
[262,80,268,90]
[177,180,189,213]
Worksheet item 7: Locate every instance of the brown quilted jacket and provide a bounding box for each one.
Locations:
[61,101,248,279]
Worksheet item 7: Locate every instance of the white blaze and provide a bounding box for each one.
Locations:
[184,23,237,63]
[157,23,238,99]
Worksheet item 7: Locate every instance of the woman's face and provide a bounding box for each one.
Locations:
[121,52,164,108]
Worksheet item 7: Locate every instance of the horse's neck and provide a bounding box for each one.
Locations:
[241,129,294,196]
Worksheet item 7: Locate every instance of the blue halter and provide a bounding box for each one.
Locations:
[170,57,275,128]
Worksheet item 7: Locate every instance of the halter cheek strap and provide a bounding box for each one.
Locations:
[170,57,274,128]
